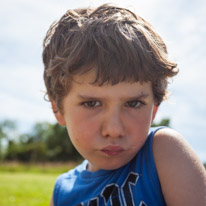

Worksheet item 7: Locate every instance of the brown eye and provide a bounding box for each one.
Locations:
[83,101,101,108]
[125,100,141,108]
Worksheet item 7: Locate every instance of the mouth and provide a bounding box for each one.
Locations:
[101,145,125,156]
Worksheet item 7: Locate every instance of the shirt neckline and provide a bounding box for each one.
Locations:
[79,160,117,179]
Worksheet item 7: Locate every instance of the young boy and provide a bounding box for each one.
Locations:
[42,4,206,206]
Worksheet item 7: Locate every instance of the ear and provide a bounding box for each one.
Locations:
[51,100,66,126]
[152,105,158,122]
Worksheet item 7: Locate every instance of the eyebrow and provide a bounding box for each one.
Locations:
[77,92,150,101]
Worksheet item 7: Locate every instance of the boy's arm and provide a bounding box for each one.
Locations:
[153,128,206,206]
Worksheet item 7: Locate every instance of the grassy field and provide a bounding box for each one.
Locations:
[0,162,77,206]
[0,172,56,206]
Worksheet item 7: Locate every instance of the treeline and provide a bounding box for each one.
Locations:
[0,118,169,163]
[0,120,81,162]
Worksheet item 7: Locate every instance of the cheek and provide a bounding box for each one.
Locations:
[126,109,154,138]
[66,116,100,158]
[127,119,151,150]
[128,118,150,136]
[66,112,99,144]
[128,107,154,126]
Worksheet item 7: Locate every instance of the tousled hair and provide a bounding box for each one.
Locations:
[43,4,178,112]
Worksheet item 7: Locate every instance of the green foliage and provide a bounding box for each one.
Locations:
[43,123,81,161]
[0,120,17,161]
[0,120,16,139]
[152,118,170,127]
[5,140,47,162]
[1,121,82,162]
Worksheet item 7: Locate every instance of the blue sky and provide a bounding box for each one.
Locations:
[0,0,206,162]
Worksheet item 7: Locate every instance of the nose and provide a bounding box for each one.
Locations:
[101,108,125,138]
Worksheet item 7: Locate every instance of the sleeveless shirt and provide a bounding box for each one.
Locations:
[53,127,166,206]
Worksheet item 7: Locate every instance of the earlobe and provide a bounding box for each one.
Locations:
[152,105,158,122]
[55,111,66,126]
[51,101,66,126]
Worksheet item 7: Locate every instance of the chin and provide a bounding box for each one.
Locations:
[88,154,136,172]
[97,160,129,171]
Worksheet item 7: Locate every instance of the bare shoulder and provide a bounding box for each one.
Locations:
[153,127,206,206]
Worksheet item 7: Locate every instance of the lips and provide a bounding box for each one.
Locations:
[101,145,124,156]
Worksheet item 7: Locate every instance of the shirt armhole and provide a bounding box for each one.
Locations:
[53,175,63,206]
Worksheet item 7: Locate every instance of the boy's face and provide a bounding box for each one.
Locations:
[54,71,158,172]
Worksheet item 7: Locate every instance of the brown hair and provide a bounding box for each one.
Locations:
[42,4,178,112]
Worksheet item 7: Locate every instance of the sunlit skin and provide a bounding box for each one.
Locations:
[54,71,158,172]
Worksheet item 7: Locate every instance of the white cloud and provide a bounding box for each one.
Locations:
[0,64,56,132]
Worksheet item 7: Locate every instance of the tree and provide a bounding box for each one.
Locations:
[4,121,82,162]
[152,118,170,127]
[44,123,81,161]
[0,120,16,161]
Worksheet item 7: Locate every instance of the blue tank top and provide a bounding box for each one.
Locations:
[53,127,166,206]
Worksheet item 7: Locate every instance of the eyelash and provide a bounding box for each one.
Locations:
[82,100,145,109]
[82,101,101,108]
[125,100,145,109]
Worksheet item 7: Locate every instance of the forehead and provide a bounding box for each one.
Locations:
[70,71,153,96]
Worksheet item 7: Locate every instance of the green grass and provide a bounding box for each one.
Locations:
[0,161,76,174]
[0,162,78,206]
[0,172,57,206]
